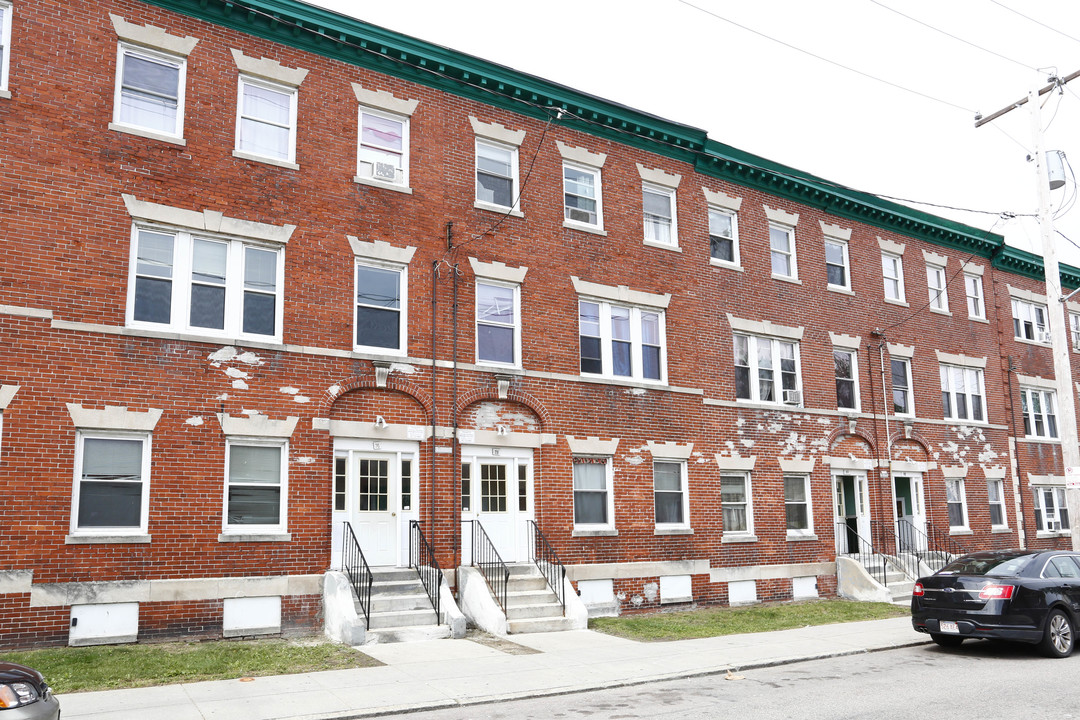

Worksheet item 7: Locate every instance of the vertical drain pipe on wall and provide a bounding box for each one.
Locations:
[874,335,894,536]
[430,259,438,535]
[452,259,461,569]
[1005,357,1028,548]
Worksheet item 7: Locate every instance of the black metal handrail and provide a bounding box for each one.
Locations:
[871,520,921,581]
[342,521,373,626]
[527,520,566,616]
[469,520,509,615]
[836,521,890,587]
[409,520,443,621]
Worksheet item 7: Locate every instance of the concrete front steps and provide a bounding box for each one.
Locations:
[504,563,575,634]
[361,567,450,644]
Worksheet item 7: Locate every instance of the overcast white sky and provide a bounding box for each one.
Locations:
[307,0,1080,272]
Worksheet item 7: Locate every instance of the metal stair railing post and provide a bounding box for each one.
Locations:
[871,519,920,581]
[836,521,888,587]
[469,520,509,615]
[342,521,373,626]
[408,520,444,621]
[925,520,969,563]
[527,519,566,615]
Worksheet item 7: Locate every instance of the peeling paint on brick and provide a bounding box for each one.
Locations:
[295,457,316,464]
[389,363,417,374]
[293,395,310,404]
[185,416,204,426]
[224,367,249,379]
[232,379,249,390]
[280,387,299,395]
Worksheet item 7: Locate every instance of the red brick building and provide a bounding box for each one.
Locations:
[1,0,1078,647]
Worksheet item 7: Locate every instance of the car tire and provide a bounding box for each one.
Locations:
[930,633,964,648]
[1039,609,1075,658]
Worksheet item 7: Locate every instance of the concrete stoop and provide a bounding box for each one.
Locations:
[360,567,450,644]
[504,563,575,635]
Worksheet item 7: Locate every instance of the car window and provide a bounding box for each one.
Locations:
[1048,556,1080,579]
[940,554,1034,576]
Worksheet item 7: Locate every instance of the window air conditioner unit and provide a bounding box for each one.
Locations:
[783,389,802,405]
[1047,519,1060,532]
[373,162,398,181]
[567,208,592,224]
[1037,330,1052,343]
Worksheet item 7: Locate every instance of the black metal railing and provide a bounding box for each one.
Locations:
[836,521,890,587]
[871,520,920,581]
[468,520,509,615]
[527,520,566,616]
[409,520,443,621]
[342,521,373,625]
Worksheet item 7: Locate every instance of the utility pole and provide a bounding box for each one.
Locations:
[977,69,1080,550]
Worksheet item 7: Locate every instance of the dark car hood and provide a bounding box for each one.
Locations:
[0,662,45,689]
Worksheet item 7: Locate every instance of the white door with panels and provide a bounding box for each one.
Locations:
[461,446,533,563]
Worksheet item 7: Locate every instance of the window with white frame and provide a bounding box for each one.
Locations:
[114,45,185,137]
[572,457,613,528]
[824,238,850,290]
[355,261,406,353]
[891,358,913,415]
[965,273,985,320]
[1071,313,1080,350]
[882,252,905,302]
[926,264,948,312]
[987,478,1008,528]
[834,349,858,411]
[579,300,665,382]
[1012,298,1047,342]
[1021,387,1058,439]
[709,207,738,264]
[946,478,968,529]
[129,227,282,340]
[643,183,676,246]
[563,162,602,228]
[72,433,150,534]
[654,460,689,528]
[785,474,812,535]
[236,76,297,163]
[1034,486,1070,533]
[0,2,10,94]
[721,473,752,535]
[770,224,797,279]
[734,334,801,405]
[224,440,287,532]
[939,365,985,422]
[476,139,518,210]
[357,107,408,186]
[476,281,520,366]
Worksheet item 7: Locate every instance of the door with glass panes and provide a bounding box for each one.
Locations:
[460,446,533,563]
[833,472,870,555]
[331,439,418,568]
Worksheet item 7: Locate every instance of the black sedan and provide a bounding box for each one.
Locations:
[912,549,1080,657]
[0,662,60,719]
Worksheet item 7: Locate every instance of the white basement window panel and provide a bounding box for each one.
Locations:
[792,576,818,599]
[223,596,281,637]
[69,603,139,646]
[728,579,757,605]
[659,575,692,604]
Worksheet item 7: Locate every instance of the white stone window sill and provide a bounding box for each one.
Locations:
[1019,436,1061,445]
[0,90,10,100]
[773,274,802,285]
[1014,337,1052,348]
[735,398,803,411]
[233,149,300,171]
[827,285,855,296]
[563,219,607,236]
[654,527,693,535]
[218,532,293,542]
[968,315,989,324]
[474,200,523,217]
[929,307,952,316]
[786,533,819,541]
[643,239,682,252]
[949,528,973,536]
[884,297,909,307]
[122,324,284,349]
[1036,531,1071,539]
[722,533,758,544]
[353,175,413,194]
[572,528,618,537]
[709,258,743,271]
[991,527,1012,534]
[66,534,151,544]
[109,122,187,147]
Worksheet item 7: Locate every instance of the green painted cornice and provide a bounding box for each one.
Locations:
[993,245,1080,289]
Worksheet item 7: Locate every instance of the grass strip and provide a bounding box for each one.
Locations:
[589,599,908,642]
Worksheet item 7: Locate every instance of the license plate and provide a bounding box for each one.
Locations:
[939,620,959,634]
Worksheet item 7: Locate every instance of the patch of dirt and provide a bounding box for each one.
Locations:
[465,629,542,655]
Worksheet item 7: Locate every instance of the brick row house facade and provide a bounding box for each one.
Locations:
[2,0,1079,646]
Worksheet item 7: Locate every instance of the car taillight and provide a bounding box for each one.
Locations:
[979,583,1014,600]
[912,582,924,596]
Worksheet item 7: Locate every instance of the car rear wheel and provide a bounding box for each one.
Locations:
[930,633,964,648]
[1039,609,1074,658]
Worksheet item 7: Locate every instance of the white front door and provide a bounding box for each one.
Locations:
[462,446,533,563]
[331,439,419,568]
[833,472,870,554]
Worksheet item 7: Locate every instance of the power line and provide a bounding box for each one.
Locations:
[870,0,1038,73]
[989,1,1080,47]
[675,0,976,114]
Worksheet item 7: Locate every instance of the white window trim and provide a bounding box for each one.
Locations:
[881,250,907,305]
[642,182,679,250]
[71,430,152,538]
[939,364,987,424]
[0,1,13,97]
[891,356,915,418]
[946,478,969,531]
[964,271,986,321]
[707,205,740,269]
[572,456,616,534]
[222,438,289,535]
[987,477,1009,530]
[1032,485,1071,536]
[475,278,522,369]
[578,299,668,384]
[1069,311,1080,352]
[824,237,852,292]
[721,472,754,539]
[111,43,188,144]
[784,473,814,538]
[234,74,299,168]
[653,459,691,532]
[474,137,522,216]
[1020,386,1059,439]
[834,347,860,412]
[354,258,408,356]
[355,105,411,192]
[562,160,604,233]
[769,223,799,282]
[926,263,950,314]
[733,333,803,407]
[1011,297,1050,344]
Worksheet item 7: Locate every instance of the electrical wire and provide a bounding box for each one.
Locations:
[674,0,977,114]
[869,0,1039,73]
[989,1,1080,48]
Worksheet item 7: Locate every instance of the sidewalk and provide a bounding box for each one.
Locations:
[59,617,927,720]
